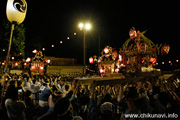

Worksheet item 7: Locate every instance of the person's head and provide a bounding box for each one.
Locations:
[51,85,60,92]
[54,97,73,117]
[17,81,22,87]
[65,84,70,91]
[158,92,170,107]
[60,80,65,85]
[32,79,37,84]
[24,90,32,98]
[52,91,63,103]
[6,85,18,100]
[152,86,160,95]
[42,82,47,87]
[9,80,16,86]
[43,80,49,87]
[79,95,90,106]
[125,87,140,112]
[102,93,112,103]
[100,102,115,120]
[57,80,61,84]
[73,116,83,120]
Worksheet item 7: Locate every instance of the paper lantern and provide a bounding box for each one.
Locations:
[32,49,37,53]
[161,44,170,55]
[48,59,50,63]
[14,62,19,67]
[6,0,27,24]
[26,57,31,62]
[129,27,137,39]
[100,69,104,74]
[150,57,156,64]
[104,47,109,54]
[46,59,50,63]
[89,57,94,64]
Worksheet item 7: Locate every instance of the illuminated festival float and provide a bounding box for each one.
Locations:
[97,46,124,76]
[29,50,50,76]
[120,27,159,75]
[96,27,170,77]
[76,27,172,87]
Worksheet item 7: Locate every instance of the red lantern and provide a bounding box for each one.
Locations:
[15,62,19,67]
[150,57,156,64]
[32,49,37,53]
[26,57,31,62]
[45,59,50,63]
[129,27,137,39]
[89,57,94,64]
[100,69,104,74]
[161,44,170,55]
[104,47,109,54]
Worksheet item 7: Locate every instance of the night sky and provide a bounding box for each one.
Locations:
[0,0,179,64]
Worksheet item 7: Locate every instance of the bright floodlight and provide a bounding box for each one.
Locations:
[79,23,84,28]
[85,23,91,30]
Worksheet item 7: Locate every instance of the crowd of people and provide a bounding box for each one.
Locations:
[0,72,180,120]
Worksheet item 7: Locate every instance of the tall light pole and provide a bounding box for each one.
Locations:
[79,23,91,66]
[5,0,27,72]
[1,0,27,106]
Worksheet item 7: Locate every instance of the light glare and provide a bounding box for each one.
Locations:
[85,24,91,30]
[79,23,84,28]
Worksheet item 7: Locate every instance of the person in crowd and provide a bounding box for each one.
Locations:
[39,81,52,114]
[26,77,32,90]
[63,84,70,97]
[1,72,180,120]
[36,77,42,87]
[120,87,141,120]
[23,90,35,120]
[30,79,40,106]
[88,81,118,120]
[16,81,24,92]
[48,85,62,108]
[73,116,83,120]
[57,79,66,93]
[38,97,73,120]
[38,79,78,120]
[5,85,26,120]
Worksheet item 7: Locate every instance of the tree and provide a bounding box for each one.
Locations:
[0,20,26,60]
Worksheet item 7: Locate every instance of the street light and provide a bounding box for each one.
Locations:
[5,0,27,72]
[78,22,91,66]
